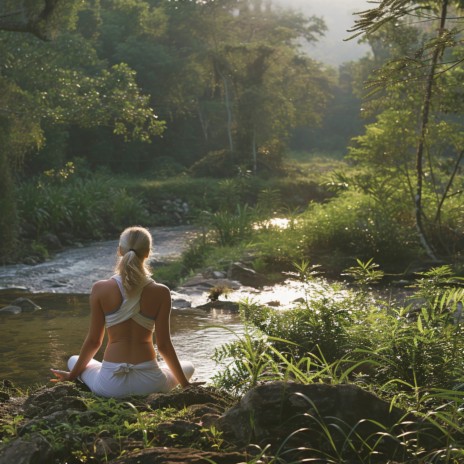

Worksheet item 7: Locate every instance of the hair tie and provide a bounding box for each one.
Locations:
[129,248,136,253]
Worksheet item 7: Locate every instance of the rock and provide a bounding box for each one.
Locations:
[227,262,269,288]
[186,403,223,426]
[265,300,281,307]
[182,275,240,290]
[202,267,227,279]
[156,419,203,446]
[59,232,75,246]
[196,300,240,311]
[22,383,87,418]
[171,291,192,309]
[213,271,226,279]
[40,232,62,251]
[0,380,449,464]
[108,447,247,464]
[217,381,445,461]
[0,305,21,315]
[10,298,41,312]
[0,433,53,464]
[19,408,97,436]
[146,386,235,412]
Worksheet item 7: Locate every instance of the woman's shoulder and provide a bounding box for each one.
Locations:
[146,280,170,294]
[143,280,170,300]
[91,277,119,294]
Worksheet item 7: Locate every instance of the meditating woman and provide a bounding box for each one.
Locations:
[50,226,195,397]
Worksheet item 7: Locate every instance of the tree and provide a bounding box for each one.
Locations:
[0,1,164,260]
[0,0,81,39]
[186,0,330,172]
[349,0,464,260]
[95,0,332,172]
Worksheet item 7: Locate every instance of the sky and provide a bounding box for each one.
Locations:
[273,0,373,65]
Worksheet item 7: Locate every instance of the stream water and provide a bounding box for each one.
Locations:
[0,226,314,388]
[0,226,244,387]
[0,290,242,388]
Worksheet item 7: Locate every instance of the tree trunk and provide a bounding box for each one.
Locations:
[215,65,234,159]
[414,0,449,262]
[0,140,18,262]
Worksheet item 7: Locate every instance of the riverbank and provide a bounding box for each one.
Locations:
[0,377,446,464]
[2,228,463,462]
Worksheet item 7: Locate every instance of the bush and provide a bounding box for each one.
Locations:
[18,173,151,242]
[299,190,419,272]
[213,263,464,395]
[189,150,236,178]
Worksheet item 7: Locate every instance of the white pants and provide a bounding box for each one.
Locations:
[68,356,194,398]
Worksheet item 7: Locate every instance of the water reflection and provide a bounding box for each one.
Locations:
[0,291,242,388]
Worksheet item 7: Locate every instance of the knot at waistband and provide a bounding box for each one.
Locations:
[113,363,139,375]
[109,361,157,375]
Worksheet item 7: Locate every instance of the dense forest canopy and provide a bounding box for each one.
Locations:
[0,0,341,257]
[1,0,464,266]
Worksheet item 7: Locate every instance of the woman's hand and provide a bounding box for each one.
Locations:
[50,369,72,383]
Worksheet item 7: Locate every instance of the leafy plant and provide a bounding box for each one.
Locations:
[209,204,255,246]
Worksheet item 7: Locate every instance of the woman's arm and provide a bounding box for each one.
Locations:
[51,282,105,382]
[154,286,190,388]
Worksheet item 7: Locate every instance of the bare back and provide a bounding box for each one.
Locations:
[91,278,171,364]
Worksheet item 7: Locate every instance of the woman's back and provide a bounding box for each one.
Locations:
[95,278,169,364]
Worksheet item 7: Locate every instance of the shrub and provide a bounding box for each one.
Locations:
[189,150,236,178]
[299,190,419,272]
[213,263,464,396]
[18,173,151,243]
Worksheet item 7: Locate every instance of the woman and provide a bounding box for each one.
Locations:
[50,226,195,397]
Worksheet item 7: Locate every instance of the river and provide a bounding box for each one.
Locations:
[0,227,243,387]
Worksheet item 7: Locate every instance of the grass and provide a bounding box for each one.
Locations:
[208,262,464,462]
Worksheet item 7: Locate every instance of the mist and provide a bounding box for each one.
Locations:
[273,0,372,65]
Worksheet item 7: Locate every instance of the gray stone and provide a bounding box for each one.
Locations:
[227,262,269,288]
[0,433,53,464]
[23,383,87,418]
[10,298,41,312]
[171,291,192,309]
[0,305,21,315]
[40,232,62,250]
[217,381,445,460]
[196,300,240,311]
[147,386,234,412]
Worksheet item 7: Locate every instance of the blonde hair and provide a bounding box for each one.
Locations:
[115,226,152,295]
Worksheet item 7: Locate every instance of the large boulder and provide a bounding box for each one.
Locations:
[227,262,270,288]
[217,381,445,462]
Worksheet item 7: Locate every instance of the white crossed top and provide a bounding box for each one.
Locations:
[104,275,155,332]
